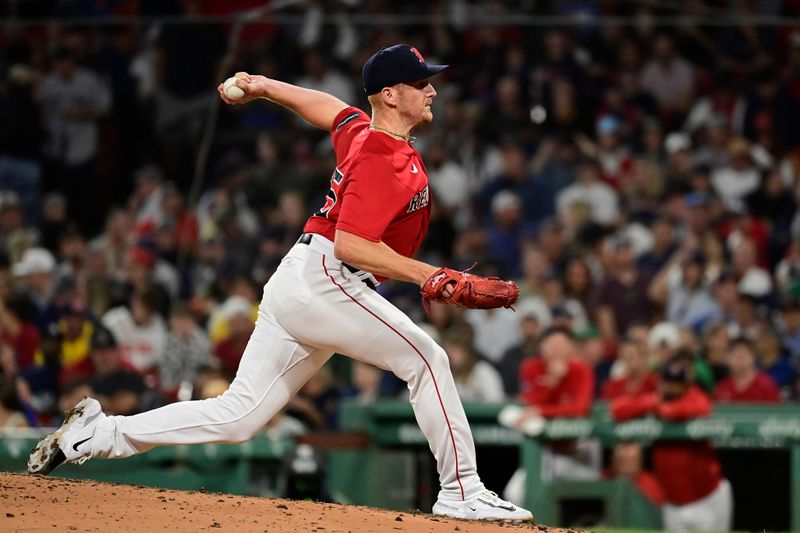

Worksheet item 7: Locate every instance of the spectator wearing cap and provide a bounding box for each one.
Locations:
[486,190,529,278]
[11,246,58,330]
[714,336,780,403]
[101,286,167,375]
[591,235,655,348]
[88,325,146,415]
[212,295,256,380]
[159,303,212,399]
[556,158,620,228]
[711,138,761,214]
[730,237,772,300]
[540,274,589,334]
[648,239,718,331]
[55,297,94,379]
[663,133,694,195]
[611,353,732,532]
[601,338,658,401]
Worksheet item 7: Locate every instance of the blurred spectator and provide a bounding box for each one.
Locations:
[0,374,28,429]
[341,361,388,404]
[160,303,211,398]
[648,243,718,330]
[128,165,166,232]
[602,338,659,401]
[730,237,772,299]
[711,139,761,214]
[556,158,620,228]
[56,297,94,378]
[89,209,133,280]
[443,333,504,403]
[562,257,594,312]
[752,326,798,398]
[0,191,38,261]
[486,190,528,277]
[0,293,39,371]
[714,337,781,403]
[464,303,521,366]
[592,236,654,345]
[505,327,599,504]
[611,354,733,532]
[639,33,695,116]
[40,46,111,234]
[698,320,732,387]
[102,286,167,374]
[212,296,255,380]
[637,215,678,278]
[88,325,145,416]
[286,364,340,430]
[496,299,548,397]
[295,51,355,111]
[11,246,58,329]
[604,441,666,507]
[518,326,595,419]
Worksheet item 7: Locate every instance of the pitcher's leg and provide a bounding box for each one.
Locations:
[92,311,332,458]
[276,259,484,502]
[365,323,484,502]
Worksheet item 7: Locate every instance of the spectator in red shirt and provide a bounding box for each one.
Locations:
[518,326,594,418]
[0,294,39,371]
[602,338,659,401]
[212,297,255,380]
[714,336,780,403]
[611,353,733,532]
[504,327,599,505]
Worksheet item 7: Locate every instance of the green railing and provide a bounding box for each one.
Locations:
[1,401,798,529]
[337,401,800,529]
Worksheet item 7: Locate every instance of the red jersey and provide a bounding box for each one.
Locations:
[303,107,431,279]
[714,372,781,403]
[601,372,659,401]
[611,386,723,505]
[519,357,594,418]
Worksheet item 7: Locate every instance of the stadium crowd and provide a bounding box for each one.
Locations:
[1,0,800,445]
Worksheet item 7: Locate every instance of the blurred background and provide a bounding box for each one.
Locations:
[1,0,800,531]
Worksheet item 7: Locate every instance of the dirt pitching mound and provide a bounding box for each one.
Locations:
[1,472,576,532]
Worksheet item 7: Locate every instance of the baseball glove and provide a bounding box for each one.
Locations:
[421,267,519,312]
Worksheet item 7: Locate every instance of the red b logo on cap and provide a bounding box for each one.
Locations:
[410,47,425,63]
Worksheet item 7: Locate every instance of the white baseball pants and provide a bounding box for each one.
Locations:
[662,478,733,532]
[91,234,484,502]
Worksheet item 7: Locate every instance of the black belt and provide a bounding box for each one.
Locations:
[296,233,377,290]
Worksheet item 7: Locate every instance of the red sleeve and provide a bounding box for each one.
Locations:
[635,472,667,506]
[519,357,545,406]
[657,386,712,421]
[537,361,594,418]
[336,154,413,242]
[610,393,659,421]
[331,106,370,157]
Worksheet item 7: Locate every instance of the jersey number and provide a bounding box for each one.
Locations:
[313,168,344,218]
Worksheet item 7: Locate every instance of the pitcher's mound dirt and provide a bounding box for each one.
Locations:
[1,472,575,532]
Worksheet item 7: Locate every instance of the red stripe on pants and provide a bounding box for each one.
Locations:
[322,255,465,500]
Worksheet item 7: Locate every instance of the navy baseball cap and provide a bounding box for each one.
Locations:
[363,44,449,95]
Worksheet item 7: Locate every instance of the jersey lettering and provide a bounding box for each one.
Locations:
[313,168,344,218]
[407,185,429,213]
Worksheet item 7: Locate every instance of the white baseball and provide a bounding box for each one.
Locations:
[223,77,245,100]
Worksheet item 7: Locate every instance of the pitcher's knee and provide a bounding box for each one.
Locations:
[207,390,266,443]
